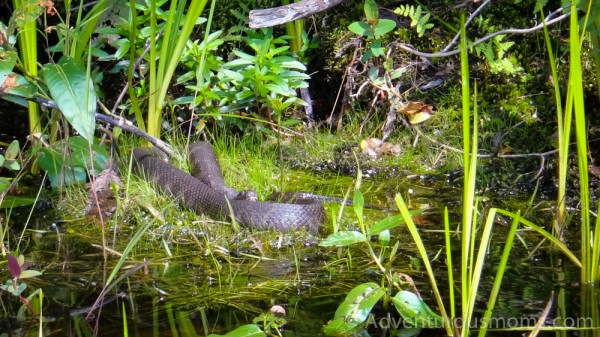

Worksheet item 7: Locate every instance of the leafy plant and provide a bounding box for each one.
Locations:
[42,56,97,142]
[95,0,211,140]
[5,0,112,145]
[394,4,434,38]
[348,0,396,62]
[37,136,110,188]
[220,29,310,123]
[0,140,20,174]
[1,254,43,321]
[319,189,445,336]
[0,140,21,208]
[472,17,523,74]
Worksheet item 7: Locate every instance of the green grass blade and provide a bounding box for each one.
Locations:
[443,207,455,318]
[395,194,453,335]
[495,209,581,268]
[478,210,521,337]
[463,207,495,335]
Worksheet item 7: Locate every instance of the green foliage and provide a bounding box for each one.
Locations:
[0,141,39,209]
[348,0,396,62]
[0,140,20,172]
[0,140,21,204]
[391,291,443,328]
[42,56,97,143]
[205,307,287,337]
[175,28,310,129]
[394,4,434,38]
[323,282,386,335]
[222,29,309,113]
[207,324,265,337]
[1,254,43,321]
[320,190,442,336]
[472,17,523,74]
[37,136,110,188]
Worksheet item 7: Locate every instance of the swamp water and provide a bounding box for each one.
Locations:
[0,167,595,337]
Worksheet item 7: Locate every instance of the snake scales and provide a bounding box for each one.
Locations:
[132,142,325,233]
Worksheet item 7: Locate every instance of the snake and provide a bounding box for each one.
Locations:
[132,142,325,233]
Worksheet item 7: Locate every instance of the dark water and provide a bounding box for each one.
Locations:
[1,172,597,337]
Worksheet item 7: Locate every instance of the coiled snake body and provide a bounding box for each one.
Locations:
[132,142,325,233]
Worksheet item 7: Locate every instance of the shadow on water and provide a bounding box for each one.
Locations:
[1,171,596,337]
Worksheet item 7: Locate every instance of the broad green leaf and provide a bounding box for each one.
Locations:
[264,83,293,96]
[371,40,385,57]
[0,195,38,209]
[319,231,367,246]
[353,189,364,220]
[323,282,385,336]
[373,19,396,37]
[361,49,374,63]
[379,229,390,247]
[364,0,379,24]
[0,73,36,101]
[37,136,109,188]
[266,46,290,58]
[207,324,266,337]
[348,21,373,37]
[18,270,43,280]
[220,68,245,81]
[3,160,19,171]
[391,291,443,328]
[368,210,424,236]
[322,316,358,336]
[368,67,380,81]
[390,67,409,79]
[1,279,27,296]
[231,50,256,61]
[282,118,302,126]
[279,71,310,80]
[0,50,18,86]
[0,177,8,193]
[43,56,96,143]
[274,57,306,70]
[5,140,19,160]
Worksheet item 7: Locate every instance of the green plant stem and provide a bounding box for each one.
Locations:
[477,210,520,337]
[540,11,566,233]
[12,0,41,153]
[127,0,145,132]
[148,0,209,139]
[458,14,477,330]
[569,0,591,285]
[396,194,452,335]
[443,207,455,319]
[147,0,158,141]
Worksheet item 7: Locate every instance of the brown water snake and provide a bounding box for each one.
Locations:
[132,142,325,233]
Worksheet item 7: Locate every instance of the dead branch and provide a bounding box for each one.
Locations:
[249,0,347,28]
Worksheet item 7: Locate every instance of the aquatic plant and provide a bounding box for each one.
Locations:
[0,254,43,324]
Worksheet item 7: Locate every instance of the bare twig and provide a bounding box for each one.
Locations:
[413,125,559,180]
[441,0,494,53]
[396,7,570,58]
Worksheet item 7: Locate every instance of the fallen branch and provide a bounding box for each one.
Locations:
[0,93,173,157]
[249,0,347,28]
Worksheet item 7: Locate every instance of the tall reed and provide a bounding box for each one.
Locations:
[145,0,209,140]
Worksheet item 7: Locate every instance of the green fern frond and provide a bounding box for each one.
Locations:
[394,4,433,37]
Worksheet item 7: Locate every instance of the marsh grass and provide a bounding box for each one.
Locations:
[391,11,600,336]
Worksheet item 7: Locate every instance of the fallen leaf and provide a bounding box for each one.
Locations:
[398,101,434,124]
